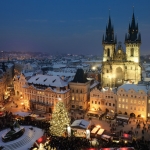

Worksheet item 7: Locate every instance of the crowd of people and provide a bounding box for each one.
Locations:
[49,136,90,150]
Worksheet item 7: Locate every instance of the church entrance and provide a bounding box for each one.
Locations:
[115,67,124,87]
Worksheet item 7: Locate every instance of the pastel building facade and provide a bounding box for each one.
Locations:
[90,87,117,112]
[117,84,148,119]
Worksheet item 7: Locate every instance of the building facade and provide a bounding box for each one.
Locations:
[69,69,90,111]
[117,84,148,120]
[0,69,7,103]
[14,74,70,113]
[90,87,117,113]
[101,13,141,87]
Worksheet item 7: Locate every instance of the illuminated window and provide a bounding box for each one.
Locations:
[122,99,124,102]
[119,104,121,108]
[149,100,150,103]
[131,100,133,103]
[142,101,144,105]
[126,106,128,109]
[122,104,124,108]
[134,100,136,104]
[72,97,74,100]
[119,98,121,102]
[126,99,128,102]
[138,101,141,104]
[148,113,150,117]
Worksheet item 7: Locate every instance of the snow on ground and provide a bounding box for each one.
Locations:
[0,126,44,150]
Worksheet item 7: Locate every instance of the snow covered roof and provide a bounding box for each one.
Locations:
[71,119,90,130]
[90,80,99,89]
[47,71,75,77]
[13,111,30,117]
[28,74,68,87]
[118,84,148,93]
[52,64,66,69]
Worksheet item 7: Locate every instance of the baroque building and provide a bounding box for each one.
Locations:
[14,74,70,113]
[101,12,141,87]
[90,87,117,113]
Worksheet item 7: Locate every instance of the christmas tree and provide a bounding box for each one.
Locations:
[50,101,70,136]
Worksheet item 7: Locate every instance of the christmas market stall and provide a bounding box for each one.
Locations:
[71,119,90,137]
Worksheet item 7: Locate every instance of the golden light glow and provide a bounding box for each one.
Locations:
[96,125,101,128]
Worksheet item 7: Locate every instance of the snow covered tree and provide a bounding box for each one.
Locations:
[50,101,70,136]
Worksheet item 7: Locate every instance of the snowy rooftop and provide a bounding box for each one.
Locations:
[118,83,148,93]
[47,71,75,77]
[71,119,90,130]
[28,74,68,87]
[52,64,66,69]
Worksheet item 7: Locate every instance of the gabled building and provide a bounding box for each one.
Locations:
[69,69,90,111]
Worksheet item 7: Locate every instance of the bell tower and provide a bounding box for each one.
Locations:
[102,16,117,62]
[125,12,141,63]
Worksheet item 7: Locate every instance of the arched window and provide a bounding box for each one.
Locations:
[131,48,134,56]
[107,48,110,57]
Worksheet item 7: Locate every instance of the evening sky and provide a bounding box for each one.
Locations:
[0,0,150,55]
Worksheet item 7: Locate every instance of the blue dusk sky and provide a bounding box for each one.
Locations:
[0,0,150,55]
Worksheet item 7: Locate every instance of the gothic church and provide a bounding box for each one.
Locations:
[101,12,141,87]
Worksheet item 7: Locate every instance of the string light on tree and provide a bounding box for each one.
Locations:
[49,100,70,136]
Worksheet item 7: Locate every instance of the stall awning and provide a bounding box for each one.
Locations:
[71,119,90,130]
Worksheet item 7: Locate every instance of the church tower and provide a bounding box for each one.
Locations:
[102,16,117,62]
[125,12,141,63]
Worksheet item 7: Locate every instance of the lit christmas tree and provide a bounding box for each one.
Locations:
[50,101,70,136]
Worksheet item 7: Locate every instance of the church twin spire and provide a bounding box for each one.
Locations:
[102,15,117,44]
[125,12,141,43]
[102,11,141,44]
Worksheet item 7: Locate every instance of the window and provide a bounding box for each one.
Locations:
[122,99,124,102]
[142,108,144,111]
[126,106,128,109]
[98,102,100,105]
[109,103,111,106]
[113,103,115,107]
[138,108,140,111]
[149,100,150,103]
[119,98,121,102]
[119,104,121,108]
[131,48,134,56]
[134,107,136,110]
[134,100,136,104]
[126,99,128,102]
[131,100,133,103]
[131,106,132,110]
[72,105,75,108]
[106,103,107,105]
[79,106,82,109]
[95,101,97,104]
[122,105,124,108]
[92,101,93,104]
[138,101,141,104]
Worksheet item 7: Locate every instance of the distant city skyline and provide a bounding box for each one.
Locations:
[0,0,150,55]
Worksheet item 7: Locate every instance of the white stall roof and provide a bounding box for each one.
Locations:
[14,111,30,117]
[71,119,90,130]
[97,128,105,135]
